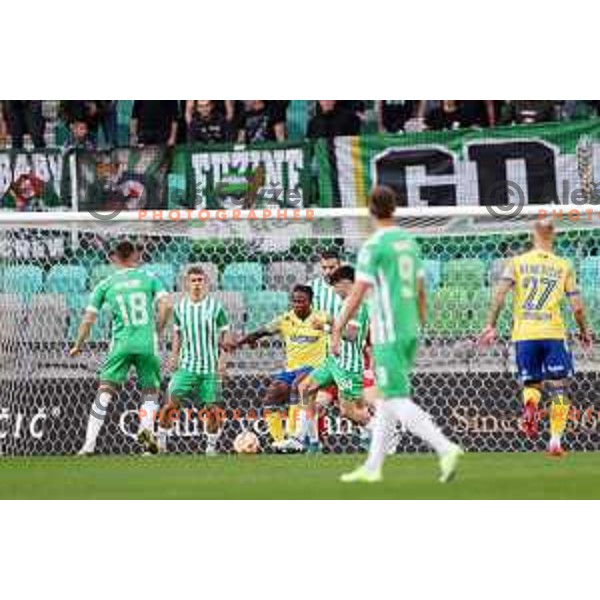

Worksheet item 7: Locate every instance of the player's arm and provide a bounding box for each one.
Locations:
[565,264,592,347]
[156,294,171,337]
[480,261,515,344]
[235,327,275,348]
[169,326,181,370]
[417,277,427,326]
[70,281,106,356]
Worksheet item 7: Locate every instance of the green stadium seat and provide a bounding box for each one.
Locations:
[244,291,289,331]
[46,265,88,295]
[428,288,472,337]
[442,259,487,291]
[142,263,176,291]
[579,257,600,294]
[67,296,111,343]
[422,260,441,292]
[221,262,263,292]
[1,266,43,302]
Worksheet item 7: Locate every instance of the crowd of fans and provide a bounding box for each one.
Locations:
[0,100,598,150]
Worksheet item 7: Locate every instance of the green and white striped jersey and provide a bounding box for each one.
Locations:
[309,277,342,320]
[173,295,229,374]
[356,227,424,347]
[336,301,369,373]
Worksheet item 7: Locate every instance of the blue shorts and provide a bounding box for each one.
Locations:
[273,366,313,386]
[515,339,574,383]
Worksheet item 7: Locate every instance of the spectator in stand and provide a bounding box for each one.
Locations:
[236,101,287,143]
[130,101,179,146]
[96,101,118,148]
[185,100,231,143]
[419,101,496,130]
[376,101,419,133]
[3,101,45,148]
[0,103,7,147]
[307,101,362,139]
[60,101,100,149]
[500,101,557,125]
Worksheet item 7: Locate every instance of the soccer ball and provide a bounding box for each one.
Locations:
[233,431,260,454]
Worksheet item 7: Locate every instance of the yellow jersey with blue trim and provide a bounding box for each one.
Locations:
[266,309,329,370]
[502,249,579,342]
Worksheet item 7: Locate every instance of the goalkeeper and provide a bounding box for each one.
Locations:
[480,219,592,456]
[70,240,170,455]
[232,284,329,450]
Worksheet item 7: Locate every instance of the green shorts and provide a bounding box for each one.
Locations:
[168,369,220,404]
[100,350,160,389]
[310,356,363,401]
[373,337,418,399]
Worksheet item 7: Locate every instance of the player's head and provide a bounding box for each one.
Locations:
[291,284,313,318]
[185,265,206,297]
[330,264,355,299]
[318,249,341,283]
[368,185,398,221]
[110,240,139,267]
[533,217,555,249]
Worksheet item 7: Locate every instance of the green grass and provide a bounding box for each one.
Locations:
[2,452,600,499]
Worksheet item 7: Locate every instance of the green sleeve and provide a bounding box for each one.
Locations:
[216,303,229,330]
[87,279,108,313]
[356,242,377,284]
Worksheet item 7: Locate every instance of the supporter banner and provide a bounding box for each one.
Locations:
[74,146,170,211]
[316,120,600,207]
[0,149,66,211]
[170,141,310,209]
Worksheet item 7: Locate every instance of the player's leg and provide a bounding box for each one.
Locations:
[543,340,575,456]
[79,350,129,454]
[294,371,321,451]
[158,369,194,452]
[198,374,225,456]
[264,376,291,444]
[135,353,162,454]
[343,339,462,483]
[515,341,544,438]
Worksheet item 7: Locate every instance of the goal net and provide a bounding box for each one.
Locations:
[1,206,599,455]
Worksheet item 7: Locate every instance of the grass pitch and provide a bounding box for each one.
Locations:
[1,452,600,499]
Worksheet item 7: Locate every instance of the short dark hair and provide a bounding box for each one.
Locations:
[320,249,340,261]
[369,185,398,219]
[329,264,355,285]
[292,284,313,302]
[112,240,137,261]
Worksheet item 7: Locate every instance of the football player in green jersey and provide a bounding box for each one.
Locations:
[70,240,170,455]
[157,265,233,455]
[332,186,463,483]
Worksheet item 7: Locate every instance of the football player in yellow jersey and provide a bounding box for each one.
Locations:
[233,284,329,451]
[480,219,592,456]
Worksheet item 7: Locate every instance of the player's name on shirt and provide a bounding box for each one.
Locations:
[517,263,562,278]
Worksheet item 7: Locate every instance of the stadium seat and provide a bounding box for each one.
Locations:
[27,293,68,343]
[244,291,289,332]
[212,291,246,330]
[422,260,441,292]
[221,262,263,292]
[90,264,116,289]
[67,296,111,343]
[579,257,600,295]
[141,263,176,291]
[0,293,26,346]
[442,259,487,291]
[428,288,472,337]
[46,265,88,295]
[266,262,308,291]
[1,266,43,302]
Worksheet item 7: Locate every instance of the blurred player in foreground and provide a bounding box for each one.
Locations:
[233,284,328,451]
[157,266,232,455]
[70,240,170,455]
[332,186,463,483]
[480,219,592,456]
